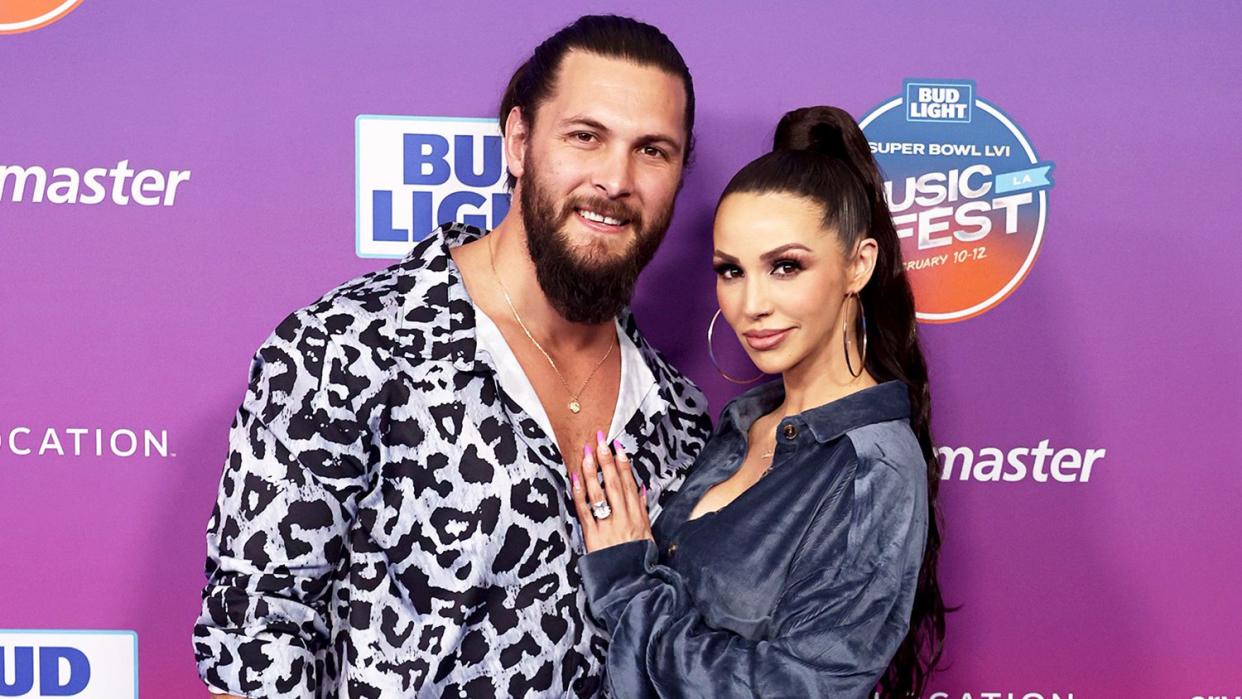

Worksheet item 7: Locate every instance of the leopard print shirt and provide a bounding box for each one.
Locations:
[193,223,713,698]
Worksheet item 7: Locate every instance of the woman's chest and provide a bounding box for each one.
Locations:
[687,453,771,521]
[655,469,834,639]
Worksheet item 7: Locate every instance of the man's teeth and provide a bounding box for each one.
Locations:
[579,209,624,226]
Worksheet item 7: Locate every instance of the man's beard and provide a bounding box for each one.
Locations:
[519,160,674,325]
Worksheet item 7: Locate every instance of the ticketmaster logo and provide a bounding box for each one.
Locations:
[0,161,191,206]
[937,441,1105,483]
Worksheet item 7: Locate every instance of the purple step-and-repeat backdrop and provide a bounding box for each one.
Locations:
[2,1,1240,696]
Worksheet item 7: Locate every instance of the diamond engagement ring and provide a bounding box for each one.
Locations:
[591,500,612,520]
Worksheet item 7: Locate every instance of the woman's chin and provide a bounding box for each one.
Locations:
[747,355,790,378]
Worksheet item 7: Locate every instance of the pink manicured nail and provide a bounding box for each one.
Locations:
[583,443,592,459]
[572,473,579,487]
[613,440,624,452]
[597,430,606,443]
[642,484,648,497]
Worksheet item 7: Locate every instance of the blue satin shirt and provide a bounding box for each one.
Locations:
[579,380,928,698]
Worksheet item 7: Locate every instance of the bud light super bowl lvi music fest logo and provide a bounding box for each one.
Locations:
[356,115,511,259]
[859,79,1054,323]
[0,0,83,34]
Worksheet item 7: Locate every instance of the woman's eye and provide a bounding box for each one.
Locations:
[772,259,802,276]
[714,264,740,280]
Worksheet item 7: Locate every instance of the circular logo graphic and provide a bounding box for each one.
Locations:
[860,79,1054,323]
[0,0,84,34]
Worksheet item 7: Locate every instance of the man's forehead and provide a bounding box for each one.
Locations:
[542,51,687,135]
[553,50,680,89]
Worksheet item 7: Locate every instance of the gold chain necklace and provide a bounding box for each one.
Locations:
[755,417,779,461]
[757,423,778,473]
[759,444,775,477]
[487,234,615,414]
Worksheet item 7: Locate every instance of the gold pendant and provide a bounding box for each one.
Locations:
[569,400,581,414]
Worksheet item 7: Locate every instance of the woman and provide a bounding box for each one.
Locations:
[569,106,947,698]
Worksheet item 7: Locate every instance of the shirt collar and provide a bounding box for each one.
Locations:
[391,222,483,372]
[723,379,911,443]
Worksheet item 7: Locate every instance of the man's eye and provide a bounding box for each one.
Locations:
[572,132,596,143]
[641,145,667,159]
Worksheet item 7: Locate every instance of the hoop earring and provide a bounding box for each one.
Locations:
[844,292,868,378]
[707,309,764,384]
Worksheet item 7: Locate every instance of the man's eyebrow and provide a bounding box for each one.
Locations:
[561,116,610,133]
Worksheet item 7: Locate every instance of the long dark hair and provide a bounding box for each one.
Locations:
[721,106,947,697]
[497,14,696,189]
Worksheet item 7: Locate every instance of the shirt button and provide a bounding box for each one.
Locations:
[782,423,797,440]
[667,542,678,556]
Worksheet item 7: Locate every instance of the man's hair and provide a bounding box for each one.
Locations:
[498,14,696,189]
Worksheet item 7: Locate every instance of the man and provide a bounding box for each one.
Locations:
[195,15,712,698]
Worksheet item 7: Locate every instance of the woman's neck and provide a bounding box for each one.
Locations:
[777,343,877,417]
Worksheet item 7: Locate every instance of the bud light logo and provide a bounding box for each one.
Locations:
[0,630,136,698]
[355,115,512,258]
[0,1,84,34]
[906,81,973,123]
[860,79,1055,322]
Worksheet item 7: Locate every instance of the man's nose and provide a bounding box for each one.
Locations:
[591,146,635,199]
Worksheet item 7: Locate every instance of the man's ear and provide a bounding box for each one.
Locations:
[504,106,529,182]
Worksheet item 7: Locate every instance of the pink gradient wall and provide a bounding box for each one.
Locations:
[2,1,1239,696]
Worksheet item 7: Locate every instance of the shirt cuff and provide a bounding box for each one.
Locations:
[579,539,658,631]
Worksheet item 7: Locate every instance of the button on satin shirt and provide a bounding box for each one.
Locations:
[579,380,928,698]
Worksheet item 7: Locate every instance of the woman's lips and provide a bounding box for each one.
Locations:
[743,328,793,351]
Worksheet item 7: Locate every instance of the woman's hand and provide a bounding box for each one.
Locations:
[570,431,653,553]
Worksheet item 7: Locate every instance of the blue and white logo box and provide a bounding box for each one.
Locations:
[356,115,512,259]
[0,629,137,698]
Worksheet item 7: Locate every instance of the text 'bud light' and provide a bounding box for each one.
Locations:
[0,631,136,698]
[356,115,512,258]
[904,80,974,123]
